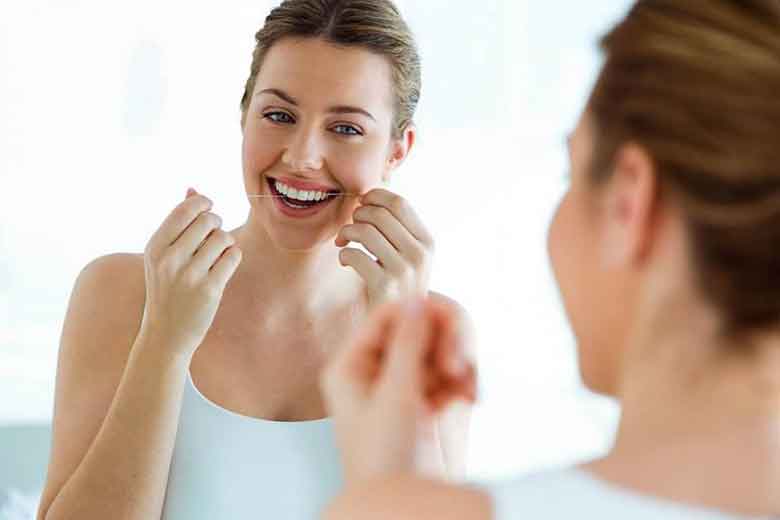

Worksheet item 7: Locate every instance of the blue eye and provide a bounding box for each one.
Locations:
[333,124,362,136]
[264,111,295,124]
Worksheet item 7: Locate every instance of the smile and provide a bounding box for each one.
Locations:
[265,176,341,217]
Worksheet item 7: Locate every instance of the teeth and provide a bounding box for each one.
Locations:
[273,179,332,202]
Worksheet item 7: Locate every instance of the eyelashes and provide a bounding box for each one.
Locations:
[261,111,364,137]
[332,124,362,136]
[264,111,295,124]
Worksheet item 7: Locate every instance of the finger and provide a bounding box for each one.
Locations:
[323,302,402,400]
[189,228,237,274]
[338,247,383,285]
[207,245,242,288]
[424,359,477,413]
[419,302,477,408]
[427,359,477,401]
[430,301,470,378]
[171,211,223,259]
[360,189,434,248]
[167,194,214,246]
[337,223,405,273]
[353,204,426,262]
[149,193,213,253]
[427,372,477,413]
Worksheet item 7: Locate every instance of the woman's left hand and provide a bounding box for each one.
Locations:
[335,189,434,309]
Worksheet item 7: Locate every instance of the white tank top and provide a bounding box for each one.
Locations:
[482,468,774,520]
[161,369,343,519]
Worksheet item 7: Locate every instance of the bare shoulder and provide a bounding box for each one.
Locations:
[56,252,146,368]
[61,253,147,357]
[429,291,476,357]
[38,253,146,515]
[76,252,146,317]
[324,475,492,520]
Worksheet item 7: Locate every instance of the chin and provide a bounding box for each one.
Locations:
[266,228,335,252]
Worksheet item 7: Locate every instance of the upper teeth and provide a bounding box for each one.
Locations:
[275,180,331,202]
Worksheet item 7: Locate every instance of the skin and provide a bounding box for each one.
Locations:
[37,37,472,520]
[322,112,780,519]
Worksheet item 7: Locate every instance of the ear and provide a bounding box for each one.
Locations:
[601,143,659,268]
[383,123,416,183]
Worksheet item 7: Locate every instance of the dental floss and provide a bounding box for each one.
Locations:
[246,193,360,199]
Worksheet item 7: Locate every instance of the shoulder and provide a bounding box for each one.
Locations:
[71,252,145,322]
[323,475,492,520]
[77,253,144,289]
[77,252,144,288]
[428,291,476,357]
[63,252,146,359]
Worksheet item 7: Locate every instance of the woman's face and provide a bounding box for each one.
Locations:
[241,37,408,251]
[548,112,635,396]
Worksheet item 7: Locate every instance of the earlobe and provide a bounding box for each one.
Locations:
[383,124,416,183]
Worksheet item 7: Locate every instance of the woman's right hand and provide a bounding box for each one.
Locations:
[139,187,242,357]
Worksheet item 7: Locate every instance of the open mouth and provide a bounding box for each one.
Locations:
[266,177,341,210]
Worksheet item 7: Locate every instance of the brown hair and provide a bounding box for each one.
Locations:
[239,0,421,137]
[588,0,780,336]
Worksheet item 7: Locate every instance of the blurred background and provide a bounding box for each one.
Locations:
[0,0,633,501]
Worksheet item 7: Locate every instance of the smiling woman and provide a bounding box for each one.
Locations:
[239,35,416,252]
[35,1,473,520]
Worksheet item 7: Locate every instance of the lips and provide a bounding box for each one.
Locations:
[265,176,339,218]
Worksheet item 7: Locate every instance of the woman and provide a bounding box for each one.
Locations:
[323,1,780,518]
[36,1,473,519]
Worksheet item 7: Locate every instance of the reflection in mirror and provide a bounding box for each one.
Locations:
[1,1,625,519]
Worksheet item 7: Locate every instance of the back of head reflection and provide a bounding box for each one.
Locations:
[324,1,780,518]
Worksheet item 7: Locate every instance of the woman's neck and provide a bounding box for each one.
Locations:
[228,218,364,323]
[589,316,780,515]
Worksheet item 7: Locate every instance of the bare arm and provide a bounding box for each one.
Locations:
[37,254,190,520]
[38,189,238,520]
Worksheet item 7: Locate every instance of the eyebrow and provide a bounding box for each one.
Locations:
[256,88,376,122]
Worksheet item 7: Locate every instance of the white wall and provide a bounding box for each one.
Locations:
[0,0,632,480]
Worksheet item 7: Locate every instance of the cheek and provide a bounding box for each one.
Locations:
[326,140,388,193]
[548,192,578,310]
[549,191,614,392]
[242,129,283,188]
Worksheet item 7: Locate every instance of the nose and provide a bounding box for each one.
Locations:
[282,126,324,172]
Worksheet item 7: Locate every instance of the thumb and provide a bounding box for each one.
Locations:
[186,187,197,199]
[321,302,400,408]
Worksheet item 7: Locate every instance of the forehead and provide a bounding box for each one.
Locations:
[255,37,395,113]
